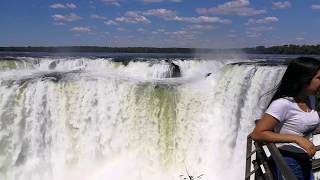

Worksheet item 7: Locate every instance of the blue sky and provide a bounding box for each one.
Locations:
[1,0,320,48]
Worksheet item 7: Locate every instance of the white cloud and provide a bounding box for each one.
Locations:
[227,34,237,38]
[70,27,92,33]
[141,0,181,3]
[296,37,305,41]
[311,5,320,10]
[189,24,216,30]
[102,0,121,6]
[272,1,291,9]
[246,26,273,38]
[52,13,82,22]
[91,14,107,20]
[104,20,119,25]
[157,28,166,32]
[163,30,198,41]
[246,17,279,25]
[196,0,265,16]
[137,28,145,32]
[143,0,162,3]
[66,3,77,9]
[171,30,187,35]
[295,32,306,41]
[142,9,177,20]
[117,28,127,32]
[221,0,250,8]
[256,17,279,24]
[49,3,77,9]
[107,11,151,25]
[142,9,231,26]
[49,3,66,9]
[173,16,231,24]
[246,33,261,38]
[248,26,273,32]
[107,9,230,30]
[245,18,255,25]
[53,22,66,26]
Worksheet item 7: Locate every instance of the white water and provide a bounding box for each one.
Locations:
[0,57,286,180]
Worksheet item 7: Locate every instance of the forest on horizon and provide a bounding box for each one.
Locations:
[1,44,320,55]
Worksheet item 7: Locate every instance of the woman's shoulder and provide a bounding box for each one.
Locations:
[266,97,292,121]
[268,97,296,112]
[271,97,295,105]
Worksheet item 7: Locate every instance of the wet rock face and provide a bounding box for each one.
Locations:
[49,61,57,70]
[170,62,181,78]
[41,72,63,82]
[164,60,181,78]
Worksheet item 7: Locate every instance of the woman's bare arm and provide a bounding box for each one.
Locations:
[251,113,316,157]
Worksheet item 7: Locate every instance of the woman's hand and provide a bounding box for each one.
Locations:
[295,136,316,157]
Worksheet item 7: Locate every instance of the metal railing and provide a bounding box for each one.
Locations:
[245,135,297,180]
[245,135,320,180]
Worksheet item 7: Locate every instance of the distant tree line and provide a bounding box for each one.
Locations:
[243,44,320,54]
[0,45,320,54]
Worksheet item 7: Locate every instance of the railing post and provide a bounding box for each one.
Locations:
[245,135,253,180]
[245,135,274,180]
[254,142,275,180]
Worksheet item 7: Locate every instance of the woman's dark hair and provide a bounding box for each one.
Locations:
[270,57,320,103]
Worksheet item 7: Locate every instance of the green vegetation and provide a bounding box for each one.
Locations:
[243,45,320,55]
[0,44,320,54]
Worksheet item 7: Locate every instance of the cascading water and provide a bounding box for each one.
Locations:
[0,56,287,180]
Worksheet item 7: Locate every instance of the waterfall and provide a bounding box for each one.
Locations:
[0,57,286,180]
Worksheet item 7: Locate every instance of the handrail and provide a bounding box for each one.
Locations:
[246,118,320,179]
[266,143,298,180]
[247,141,320,179]
[245,135,298,180]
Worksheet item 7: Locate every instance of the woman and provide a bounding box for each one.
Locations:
[251,57,320,180]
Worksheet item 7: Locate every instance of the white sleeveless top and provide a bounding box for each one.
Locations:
[265,97,320,153]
